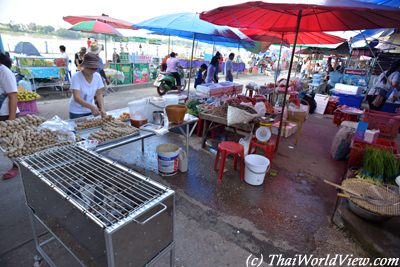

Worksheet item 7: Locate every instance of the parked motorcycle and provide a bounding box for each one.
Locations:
[154,68,187,96]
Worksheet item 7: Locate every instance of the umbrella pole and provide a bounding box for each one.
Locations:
[104,34,107,61]
[236,42,240,79]
[168,35,171,54]
[187,34,196,99]
[275,10,302,152]
[275,33,284,85]
[273,33,284,104]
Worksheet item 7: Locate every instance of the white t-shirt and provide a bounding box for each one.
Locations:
[166,57,180,73]
[368,71,400,96]
[0,64,19,116]
[69,72,104,114]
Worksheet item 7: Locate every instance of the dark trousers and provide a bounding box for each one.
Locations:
[69,112,91,119]
[366,95,386,110]
[171,72,181,86]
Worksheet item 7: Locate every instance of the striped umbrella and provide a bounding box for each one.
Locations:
[69,20,123,36]
[69,20,123,60]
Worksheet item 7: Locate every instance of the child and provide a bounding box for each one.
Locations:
[195,64,207,88]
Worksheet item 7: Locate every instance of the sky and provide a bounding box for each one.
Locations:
[0,0,246,28]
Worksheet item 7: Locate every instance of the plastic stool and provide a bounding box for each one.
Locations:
[214,141,245,183]
[248,138,275,163]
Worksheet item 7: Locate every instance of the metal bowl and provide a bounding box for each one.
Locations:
[347,200,392,223]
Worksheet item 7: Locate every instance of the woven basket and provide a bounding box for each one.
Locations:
[342,178,400,216]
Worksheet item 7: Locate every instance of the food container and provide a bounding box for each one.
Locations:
[165,105,187,124]
[130,119,148,128]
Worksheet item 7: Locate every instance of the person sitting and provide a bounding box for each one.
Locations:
[69,53,107,119]
[195,64,207,88]
[166,52,182,88]
[327,65,343,90]
[367,61,400,110]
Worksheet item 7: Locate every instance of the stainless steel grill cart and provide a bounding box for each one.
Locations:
[18,145,175,267]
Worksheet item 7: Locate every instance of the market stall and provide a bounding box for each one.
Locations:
[15,56,67,92]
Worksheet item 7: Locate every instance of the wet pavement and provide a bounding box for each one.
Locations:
[0,75,368,266]
[101,113,366,258]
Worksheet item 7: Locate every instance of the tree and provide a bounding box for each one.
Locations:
[28,23,37,32]
[42,26,55,34]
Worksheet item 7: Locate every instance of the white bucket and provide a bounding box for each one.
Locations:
[156,144,180,176]
[162,95,179,106]
[128,99,148,120]
[244,155,270,186]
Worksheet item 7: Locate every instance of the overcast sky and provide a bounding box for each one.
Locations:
[0,0,246,28]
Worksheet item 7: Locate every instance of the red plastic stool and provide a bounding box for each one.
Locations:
[214,141,245,183]
[248,138,275,163]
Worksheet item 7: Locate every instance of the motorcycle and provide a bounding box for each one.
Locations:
[154,68,187,96]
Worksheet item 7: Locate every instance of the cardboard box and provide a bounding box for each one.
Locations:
[271,121,298,138]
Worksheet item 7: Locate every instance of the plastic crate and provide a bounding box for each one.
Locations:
[17,100,38,116]
[331,92,364,108]
[348,138,398,167]
[381,102,400,113]
[363,110,400,139]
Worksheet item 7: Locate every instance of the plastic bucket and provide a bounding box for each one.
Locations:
[156,144,180,176]
[244,155,270,186]
[128,99,148,120]
[162,95,179,106]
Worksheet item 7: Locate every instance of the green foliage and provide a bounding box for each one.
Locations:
[1,21,84,39]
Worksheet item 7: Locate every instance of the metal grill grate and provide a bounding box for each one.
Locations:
[20,145,167,228]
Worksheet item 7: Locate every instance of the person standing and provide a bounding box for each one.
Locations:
[88,42,109,85]
[74,47,86,71]
[211,51,221,83]
[205,57,218,84]
[69,53,107,119]
[225,53,235,82]
[0,52,19,180]
[166,52,182,88]
[87,38,92,48]
[60,45,71,81]
[366,61,400,110]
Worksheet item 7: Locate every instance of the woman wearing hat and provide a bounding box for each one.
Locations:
[69,52,106,119]
[88,42,109,85]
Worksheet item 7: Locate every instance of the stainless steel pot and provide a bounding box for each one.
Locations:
[153,111,164,126]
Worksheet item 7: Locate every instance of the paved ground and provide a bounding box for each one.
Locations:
[0,74,368,267]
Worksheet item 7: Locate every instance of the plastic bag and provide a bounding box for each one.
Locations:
[331,126,355,160]
[40,116,75,132]
[40,116,76,143]
[227,106,258,126]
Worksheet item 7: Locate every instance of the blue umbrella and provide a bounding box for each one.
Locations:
[352,0,399,44]
[133,12,254,93]
[14,42,40,56]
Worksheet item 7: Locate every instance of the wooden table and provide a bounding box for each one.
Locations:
[199,110,255,148]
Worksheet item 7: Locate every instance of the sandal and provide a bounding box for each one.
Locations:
[3,167,19,180]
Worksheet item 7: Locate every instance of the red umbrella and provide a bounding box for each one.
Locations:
[200,0,400,151]
[69,21,123,36]
[241,29,345,44]
[200,0,400,32]
[63,14,136,30]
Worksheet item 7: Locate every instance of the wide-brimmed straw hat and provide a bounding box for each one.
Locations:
[88,41,103,54]
[80,52,100,69]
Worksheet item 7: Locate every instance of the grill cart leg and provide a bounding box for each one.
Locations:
[27,207,85,267]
